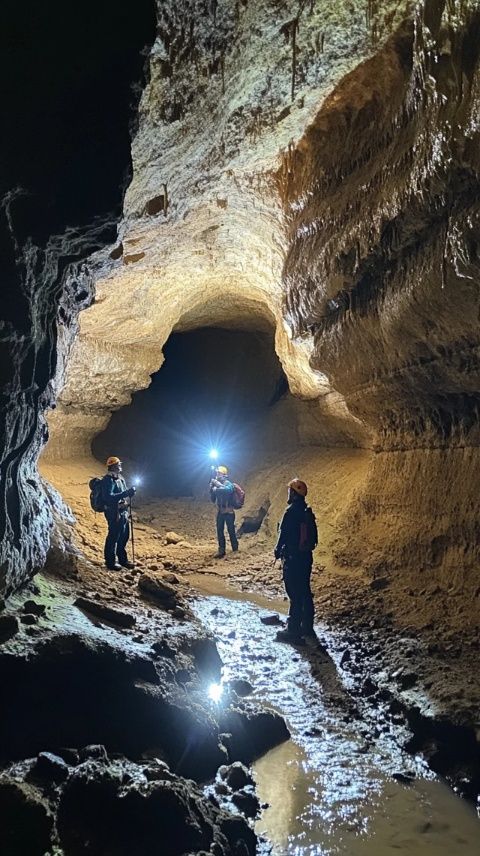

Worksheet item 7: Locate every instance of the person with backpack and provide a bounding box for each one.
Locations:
[274,478,318,644]
[99,456,136,571]
[210,465,240,558]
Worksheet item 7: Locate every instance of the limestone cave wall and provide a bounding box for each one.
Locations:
[279,0,480,581]
[3,0,480,596]
[0,0,156,594]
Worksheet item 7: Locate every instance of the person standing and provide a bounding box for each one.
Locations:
[101,456,136,571]
[274,478,318,643]
[210,465,239,558]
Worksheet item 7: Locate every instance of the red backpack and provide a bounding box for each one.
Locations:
[232,483,245,509]
[299,506,318,552]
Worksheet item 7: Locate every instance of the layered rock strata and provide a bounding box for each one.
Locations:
[280,1,480,580]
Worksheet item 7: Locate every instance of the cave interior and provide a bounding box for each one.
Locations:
[1,0,480,853]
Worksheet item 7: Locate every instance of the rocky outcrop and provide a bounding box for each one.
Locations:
[0,2,155,595]
[1,752,257,856]
[279,1,480,579]
[47,0,395,461]
[0,208,115,595]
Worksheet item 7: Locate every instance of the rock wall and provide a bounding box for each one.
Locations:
[4,0,480,594]
[0,0,155,594]
[279,0,480,577]
[47,0,391,459]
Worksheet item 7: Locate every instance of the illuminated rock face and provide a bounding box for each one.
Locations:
[49,0,409,457]
[3,1,480,592]
[279,4,480,579]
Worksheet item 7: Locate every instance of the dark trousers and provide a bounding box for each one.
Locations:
[283,556,314,636]
[104,512,130,568]
[216,511,238,554]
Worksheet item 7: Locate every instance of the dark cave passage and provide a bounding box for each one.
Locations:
[92,327,289,497]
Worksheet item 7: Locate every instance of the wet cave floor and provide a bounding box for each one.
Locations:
[33,462,480,854]
[192,594,480,855]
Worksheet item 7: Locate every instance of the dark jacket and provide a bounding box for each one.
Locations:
[101,473,131,516]
[275,497,316,560]
[210,478,235,513]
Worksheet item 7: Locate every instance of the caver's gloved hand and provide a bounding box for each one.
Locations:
[127,486,136,498]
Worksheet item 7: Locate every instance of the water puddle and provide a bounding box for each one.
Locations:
[192,595,480,855]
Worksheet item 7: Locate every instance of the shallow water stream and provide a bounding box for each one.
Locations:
[192,595,480,856]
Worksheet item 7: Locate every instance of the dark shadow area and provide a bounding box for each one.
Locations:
[0,0,156,241]
[93,327,289,496]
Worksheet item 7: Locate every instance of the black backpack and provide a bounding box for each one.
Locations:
[299,506,318,552]
[89,477,104,512]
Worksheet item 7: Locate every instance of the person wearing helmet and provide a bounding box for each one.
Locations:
[101,456,136,571]
[274,478,318,644]
[210,465,239,558]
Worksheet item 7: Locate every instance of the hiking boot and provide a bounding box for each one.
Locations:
[106,563,122,571]
[232,545,239,552]
[120,561,135,570]
[214,552,226,559]
[275,630,305,645]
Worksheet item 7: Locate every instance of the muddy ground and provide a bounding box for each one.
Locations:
[1,459,476,854]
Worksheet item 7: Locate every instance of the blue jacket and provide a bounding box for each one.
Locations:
[210,478,235,512]
[101,473,131,516]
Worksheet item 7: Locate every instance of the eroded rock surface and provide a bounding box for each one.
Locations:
[1,752,256,856]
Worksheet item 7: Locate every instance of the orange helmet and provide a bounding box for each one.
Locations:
[106,456,121,467]
[288,478,307,497]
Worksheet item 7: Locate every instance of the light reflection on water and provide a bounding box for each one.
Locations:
[193,596,480,856]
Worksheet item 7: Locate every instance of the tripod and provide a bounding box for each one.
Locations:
[129,496,136,566]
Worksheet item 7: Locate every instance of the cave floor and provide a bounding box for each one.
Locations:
[34,459,480,848]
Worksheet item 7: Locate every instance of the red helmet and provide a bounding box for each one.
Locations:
[106,456,121,467]
[288,478,307,497]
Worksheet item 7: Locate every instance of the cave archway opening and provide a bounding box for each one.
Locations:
[92,325,290,500]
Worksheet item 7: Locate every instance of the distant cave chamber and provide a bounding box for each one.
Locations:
[92,327,290,497]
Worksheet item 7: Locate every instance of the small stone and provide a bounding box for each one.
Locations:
[224,762,254,791]
[20,614,38,625]
[163,573,179,584]
[370,577,389,591]
[138,573,178,608]
[361,678,378,697]
[22,600,46,616]
[34,751,70,782]
[0,614,19,642]
[165,531,182,544]
[340,649,351,667]
[172,607,186,619]
[78,744,108,762]
[260,613,282,626]
[74,597,136,629]
[231,789,260,818]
